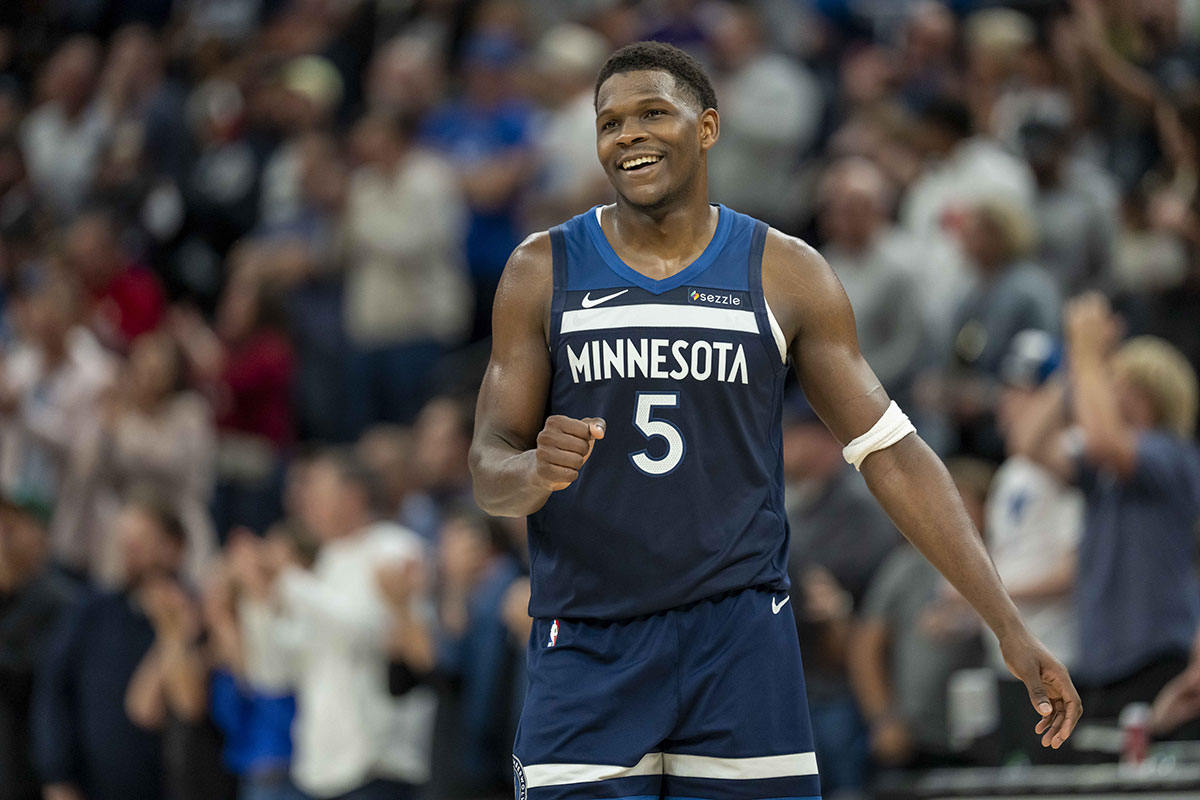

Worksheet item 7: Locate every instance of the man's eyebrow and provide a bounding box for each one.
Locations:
[596,93,677,115]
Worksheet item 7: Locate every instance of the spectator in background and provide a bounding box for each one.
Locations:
[341,110,470,430]
[406,396,476,534]
[984,330,1083,764]
[258,56,343,230]
[0,490,78,800]
[177,78,264,304]
[782,393,897,798]
[234,130,347,442]
[783,391,899,606]
[818,158,927,407]
[63,209,166,352]
[238,449,434,800]
[126,569,237,800]
[706,1,823,230]
[1018,108,1116,295]
[1032,293,1200,723]
[0,269,117,576]
[941,198,1060,459]
[0,134,38,261]
[209,525,314,800]
[526,23,612,230]
[1151,630,1200,740]
[423,34,533,342]
[900,96,1036,337]
[32,498,188,800]
[85,331,218,586]
[365,36,446,121]
[380,507,521,799]
[99,24,188,182]
[849,459,989,770]
[357,425,439,543]
[18,36,111,220]
[895,2,960,113]
[173,270,294,536]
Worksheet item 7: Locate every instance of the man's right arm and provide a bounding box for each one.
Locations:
[469,233,605,517]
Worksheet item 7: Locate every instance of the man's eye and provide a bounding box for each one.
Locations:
[602,119,618,130]
[646,109,665,118]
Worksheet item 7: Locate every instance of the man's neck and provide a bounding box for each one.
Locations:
[608,191,717,269]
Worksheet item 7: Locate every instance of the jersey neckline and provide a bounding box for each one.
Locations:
[583,203,732,295]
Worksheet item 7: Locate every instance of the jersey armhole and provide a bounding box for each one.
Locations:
[548,225,568,354]
[748,221,789,367]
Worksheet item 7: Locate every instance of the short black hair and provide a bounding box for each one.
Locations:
[594,41,717,113]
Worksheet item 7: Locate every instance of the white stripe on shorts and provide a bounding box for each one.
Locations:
[520,750,818,787]
[522,752,664,788]
[662,751,819,779]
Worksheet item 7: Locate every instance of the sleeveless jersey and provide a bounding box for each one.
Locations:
[528,204,792,620]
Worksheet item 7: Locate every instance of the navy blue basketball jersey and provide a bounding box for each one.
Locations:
[527,204,792,620]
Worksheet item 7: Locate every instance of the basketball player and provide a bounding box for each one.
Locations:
[470,42,1080,800]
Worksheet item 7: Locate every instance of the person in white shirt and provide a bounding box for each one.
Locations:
[239,449,434,800]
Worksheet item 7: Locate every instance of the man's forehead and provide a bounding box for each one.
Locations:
[596,69,688,112]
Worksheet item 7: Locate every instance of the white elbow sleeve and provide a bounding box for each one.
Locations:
[841,401,916,471]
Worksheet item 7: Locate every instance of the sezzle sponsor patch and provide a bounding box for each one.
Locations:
[688,287,747,307]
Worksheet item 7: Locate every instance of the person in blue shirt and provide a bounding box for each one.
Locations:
[422,34,535,342]
[1030,292,1200,723]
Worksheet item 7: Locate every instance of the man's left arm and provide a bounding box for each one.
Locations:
[763,232,1082,748]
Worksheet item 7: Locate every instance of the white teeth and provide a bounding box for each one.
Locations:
[620,155,661,170]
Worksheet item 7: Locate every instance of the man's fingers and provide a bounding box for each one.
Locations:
[581,417,606,440]
[538,429,591,456]
[1057,693,1083,744]
[1026,678,1054,718]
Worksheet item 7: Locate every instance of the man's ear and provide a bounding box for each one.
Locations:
[700,108,720,151]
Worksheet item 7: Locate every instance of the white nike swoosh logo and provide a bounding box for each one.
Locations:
[580,289,629,309]
[771,595,790,615]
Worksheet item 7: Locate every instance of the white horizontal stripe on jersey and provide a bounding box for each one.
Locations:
[520,750,818,787]
[561,304,759,336]
[662,751,819,779]
[522,752,664,788]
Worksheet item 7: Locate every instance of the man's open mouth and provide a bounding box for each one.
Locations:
[619,155,663,171]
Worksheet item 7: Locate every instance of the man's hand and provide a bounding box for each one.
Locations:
[533,415,606,491]
[1065,292,1122,361]
[1001,632,1083,749]
[870,715,914,766]
[44,782,85,800]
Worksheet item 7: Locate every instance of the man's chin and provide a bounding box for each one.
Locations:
[616,186,674,214]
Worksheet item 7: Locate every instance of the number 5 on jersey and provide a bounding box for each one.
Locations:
[630,392,685,476]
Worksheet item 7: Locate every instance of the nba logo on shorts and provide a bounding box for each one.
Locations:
[548,619,559,647]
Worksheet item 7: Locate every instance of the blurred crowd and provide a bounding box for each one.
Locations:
[1,1,1200,799]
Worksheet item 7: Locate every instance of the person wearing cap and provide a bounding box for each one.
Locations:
[985,329,1084,763]
[1029,293,1200,724]
[0,490,78,800]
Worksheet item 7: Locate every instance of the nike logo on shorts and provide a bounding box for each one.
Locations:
[771,595,790,615]
[580,289,629,308]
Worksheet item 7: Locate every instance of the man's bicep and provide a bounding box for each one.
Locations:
[781,242,891,445]
[473,236,553,452]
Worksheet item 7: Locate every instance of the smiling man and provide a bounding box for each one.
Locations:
[470,41,1080,800]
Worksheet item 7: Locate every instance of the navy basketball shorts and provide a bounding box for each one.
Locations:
[512,586,821,800]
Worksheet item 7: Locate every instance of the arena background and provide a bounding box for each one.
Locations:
[0,1,1199,799]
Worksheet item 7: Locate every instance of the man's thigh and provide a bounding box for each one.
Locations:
[513,616,676,800]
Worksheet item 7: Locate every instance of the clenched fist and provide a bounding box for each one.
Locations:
[533,415,606,491]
